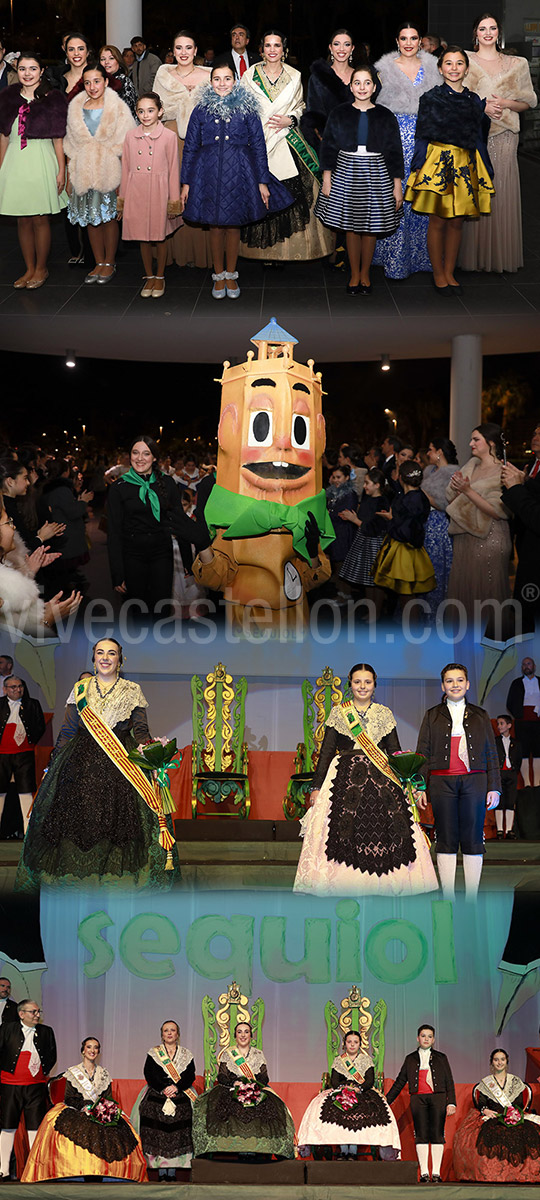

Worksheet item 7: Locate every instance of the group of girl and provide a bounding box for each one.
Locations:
[0,16,536,296]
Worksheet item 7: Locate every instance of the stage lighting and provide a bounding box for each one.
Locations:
[381,354,390,372]
[65,350,76,368]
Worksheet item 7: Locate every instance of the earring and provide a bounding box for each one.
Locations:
[349,53,353,64]
[329,51,334,63]
[93,663,97,675]
[437,455,441,465]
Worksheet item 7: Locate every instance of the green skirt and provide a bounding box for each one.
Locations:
[0,128,68,216]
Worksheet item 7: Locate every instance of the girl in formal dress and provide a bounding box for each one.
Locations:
[405,46,494,292]
[372,460,435,599]
[180,63,292,298]
[21,1037,146,1182]
[454,1048,540,1182]
[118,92,182,299]
[64,61,135,283]
[294,663,438,896]
[315,65,404,295]
[0,53,68,288]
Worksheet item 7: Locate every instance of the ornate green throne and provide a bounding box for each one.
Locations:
[191,663,250,818]
[201,981,265,1089]
[324,984,387,1089]
[283,666,343,819]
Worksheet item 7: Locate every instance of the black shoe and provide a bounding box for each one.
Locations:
[419,1174,430,1183]
[448,283,463,295]
[360,283,372,295]
[346,282,362,295]
[432,280,451,294]
[496,831,504,840]
[432,1175,442,1183]
[506,830,517,840]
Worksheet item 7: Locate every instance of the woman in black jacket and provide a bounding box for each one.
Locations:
[106,434,209,613]
[314,64,404,294]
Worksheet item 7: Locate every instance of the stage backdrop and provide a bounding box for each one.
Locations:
[15,888,538,1087]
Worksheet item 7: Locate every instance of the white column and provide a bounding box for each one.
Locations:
[106,0,142,49]
[449,334,483,465]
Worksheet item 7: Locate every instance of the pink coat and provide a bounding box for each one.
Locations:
[119,121,182,241]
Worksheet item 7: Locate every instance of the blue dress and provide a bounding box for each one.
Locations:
[372,69,432,278]
[181,84,292,227]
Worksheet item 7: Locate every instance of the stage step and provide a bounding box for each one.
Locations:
[306,1159,418,1185]
[191,1157,305,1184]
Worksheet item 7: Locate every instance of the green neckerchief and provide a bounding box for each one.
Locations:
[122,467,160,521]
[203,484,335,561]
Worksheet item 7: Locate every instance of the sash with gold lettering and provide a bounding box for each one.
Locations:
[74,678,175,867]
[339,701,402,788]
[228,1046,257,1081]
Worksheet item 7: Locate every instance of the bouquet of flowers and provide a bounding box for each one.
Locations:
[232,1079,266,1107]
[390,751,428,824]
[499,1105,524,1128]
[128,737,182,815]
[332,1085,361,1113]
[86,1097,122,1126]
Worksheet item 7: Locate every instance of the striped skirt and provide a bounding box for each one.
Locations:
[315,150,402,237]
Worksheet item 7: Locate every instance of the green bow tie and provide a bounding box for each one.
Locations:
[122,468,160,521]
[203,484,335,561]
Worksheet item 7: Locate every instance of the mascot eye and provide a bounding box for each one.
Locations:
[248,410,273,447]
[291,414,310,449]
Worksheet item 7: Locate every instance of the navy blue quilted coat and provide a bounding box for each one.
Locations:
[181,83,293,226]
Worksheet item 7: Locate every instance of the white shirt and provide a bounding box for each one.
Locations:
[231,48,248,75]
[501,734,511,768]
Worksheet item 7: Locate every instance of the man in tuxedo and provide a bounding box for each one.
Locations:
[216,24,260,79]
[0,979,17,1025]
[501,424,540,631]
[386,1024,456,1183]
[506,657,540,787]
[0,1000,56,1179]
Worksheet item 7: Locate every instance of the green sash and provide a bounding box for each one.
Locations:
[203,484,334,560]
[228,1046,256,1080]
[252,66,322,181]
[340,701,401,788]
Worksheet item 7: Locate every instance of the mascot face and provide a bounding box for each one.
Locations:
[216,356,326,504]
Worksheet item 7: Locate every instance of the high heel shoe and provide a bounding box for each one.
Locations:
[212,271,227,299]
[225,270,240,299]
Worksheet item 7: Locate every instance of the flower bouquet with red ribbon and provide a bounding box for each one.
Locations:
[332,1085,361,1113]
[499,1104,524,1128]
[86,1097,122,1126]
[390,750,428,823]
[128,737,182,815]
[232,1079,266,1107]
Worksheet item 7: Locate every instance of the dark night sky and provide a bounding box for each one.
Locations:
[2,350,538,459]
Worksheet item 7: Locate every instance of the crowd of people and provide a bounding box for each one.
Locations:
[1,417,540,634]
[1,990,539,1184]
[0,15,536,295]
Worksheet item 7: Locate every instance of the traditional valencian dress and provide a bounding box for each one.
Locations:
[21,1063,146,1182]
[298,1050,401,1155]
[239,62,333,260]
[293,700,438,896]
[192,1045,295,1159]
[138,1043,197,1169]
[453,1071,540,1183]
[15,676,176,891]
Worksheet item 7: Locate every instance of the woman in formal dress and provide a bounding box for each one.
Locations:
[99,45,138,118]
[298,1031,401,1160]
[294,663,438,896]
[0,53,68,288]
[21,1037,146,1182]
[192,1022,295,1159]
[459,12,537,273]
[153,30,212,268]
[445,423,511,619]
[139,1021,196,1180]
[453,1048,540,1182]
[16,638,177,890]
[301,29,357,151]
[421,435,458,619]
[373,23,441,278]
[239,30,334,261]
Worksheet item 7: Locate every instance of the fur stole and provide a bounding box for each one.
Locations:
[195,82,262,118]
[374,50,441,115]
[309,58,352,103]
[416,84,485,150]
[154,63,211,137]
[0,559,47,637]
[466,53,537,135]
[64,85,135,194]
[0,84,68,138]
[446,458,509,537]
